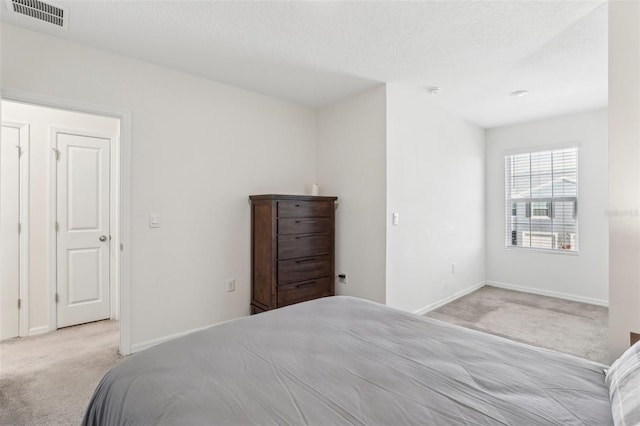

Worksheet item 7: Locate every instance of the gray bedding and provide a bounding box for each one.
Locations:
[83,296,612,425]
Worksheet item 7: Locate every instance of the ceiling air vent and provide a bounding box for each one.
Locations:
[7,0,68,28]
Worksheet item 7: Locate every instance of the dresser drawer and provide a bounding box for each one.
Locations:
[278,255,331,285]
[278,218,330,235]
[277,277,333,307]
[278,233,331,260]
[278,201,333,218]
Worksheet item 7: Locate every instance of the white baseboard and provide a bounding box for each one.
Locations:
[28,326,49,337]
[412,281,486,316]
[129,318,253,354]
[131,324,214,353]
[486,281,609,307]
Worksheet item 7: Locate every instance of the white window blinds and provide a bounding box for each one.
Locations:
[505,147,578,252]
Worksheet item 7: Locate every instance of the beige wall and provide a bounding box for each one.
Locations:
[2,101,119,334]
[1,24,318,350]
[486,109,609,306]
[608,0,640,361]
[385,83,486,313]
[316,85,387,304]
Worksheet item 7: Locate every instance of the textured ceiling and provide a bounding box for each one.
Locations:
[1,1,607,128]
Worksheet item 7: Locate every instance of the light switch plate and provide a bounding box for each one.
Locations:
[149,213,161,228]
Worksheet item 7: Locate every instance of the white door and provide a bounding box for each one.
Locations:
[56,131,111,328]
[0,125,21,339]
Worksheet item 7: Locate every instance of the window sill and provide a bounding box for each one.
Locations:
[505,246,579,256]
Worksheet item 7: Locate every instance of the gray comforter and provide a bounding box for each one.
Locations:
[83,296,612,425]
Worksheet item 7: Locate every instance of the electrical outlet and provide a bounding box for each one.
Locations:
[338,274,347,284]
[226,279,235,292]
[451,263,456,274]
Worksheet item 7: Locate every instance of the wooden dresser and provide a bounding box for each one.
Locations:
[249,194,337,314]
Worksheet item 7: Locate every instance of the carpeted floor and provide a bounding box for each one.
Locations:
[425,285,609,364]
[0,320,121,426]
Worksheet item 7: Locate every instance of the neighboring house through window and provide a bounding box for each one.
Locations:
[505,147,578,252]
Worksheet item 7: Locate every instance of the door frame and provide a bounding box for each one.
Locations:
[49,126,118,331]
[0,121,30,338]
[2,88,133,355]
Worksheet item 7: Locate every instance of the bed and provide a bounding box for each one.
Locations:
[83,296,618,425]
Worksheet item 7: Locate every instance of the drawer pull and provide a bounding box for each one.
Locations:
[294,220,318,224]
[295,281,316,288]
[295,236,318,240]
[295,258,317,264]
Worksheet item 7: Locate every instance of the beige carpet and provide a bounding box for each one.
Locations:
[425,285,609,364]
[0,320,121,426]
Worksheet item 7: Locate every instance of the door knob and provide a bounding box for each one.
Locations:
[99,235,107,242]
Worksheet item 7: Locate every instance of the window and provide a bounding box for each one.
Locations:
[531,201,552,218]
[505,147,578,252]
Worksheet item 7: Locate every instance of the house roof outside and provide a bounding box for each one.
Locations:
[514,177,577,199]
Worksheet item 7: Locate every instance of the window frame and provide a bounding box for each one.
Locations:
[504,146,579,255]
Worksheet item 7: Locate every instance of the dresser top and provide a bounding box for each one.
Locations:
[249,194,338,202]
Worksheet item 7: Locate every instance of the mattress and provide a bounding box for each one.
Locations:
[83,296,612,425]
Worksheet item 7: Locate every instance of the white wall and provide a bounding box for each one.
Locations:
[316,85,387,304]
[609,1,640,360]
[1,24,317,350]
[486,109,609,306]
[385,83,486,313]
[1,101,120,334]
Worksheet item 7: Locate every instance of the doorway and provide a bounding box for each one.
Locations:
[0,100,121,339]
[0,122,29,339]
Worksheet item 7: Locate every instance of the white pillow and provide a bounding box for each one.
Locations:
[605,341,640,426]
